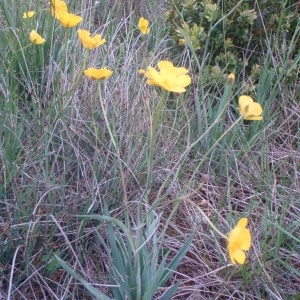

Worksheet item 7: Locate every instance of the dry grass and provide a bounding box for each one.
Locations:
[0,0,299,299]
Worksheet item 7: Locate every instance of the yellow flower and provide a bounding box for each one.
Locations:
[138,17,150,34]
[23,11,35,19]
[227,218,251,265]
[178,38,185,45]
[77,29,106,50]
[57,12,82,28]
[50,0,68,19]
[226,73,235,84]
[144,61,191,93]
[238,95,263,121]
[138,69,145,74]
[84,68,113,80]
[29,30,46,45]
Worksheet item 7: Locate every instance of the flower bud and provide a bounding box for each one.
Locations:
[226,73,235,84]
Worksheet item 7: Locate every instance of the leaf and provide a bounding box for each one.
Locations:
[160,232,195,286]
[160,282,180,300]
[55,255,112,300]
[143,233,195,299]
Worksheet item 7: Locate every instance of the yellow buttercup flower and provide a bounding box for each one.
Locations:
[84,68,113,80]
[78,29,106,50]
[23,11,35,19]
[57,12,82,28]
[227,73,235,84]
[144,60,191,93]
[238,95,263,121]
[138,17,150,34]
[29,30,46,45]
[50,0,68,20]
[227,218,251,265]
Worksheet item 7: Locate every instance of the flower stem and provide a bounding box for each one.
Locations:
[146,91,169,195]
[151,112,243,208]
[181,198,228,239]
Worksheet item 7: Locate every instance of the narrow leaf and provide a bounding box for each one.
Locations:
[55,255,112,300]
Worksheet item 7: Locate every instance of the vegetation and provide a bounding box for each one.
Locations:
[167,0,299,75]
[0,0,299,299]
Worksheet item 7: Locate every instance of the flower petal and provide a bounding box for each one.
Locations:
[51,0,68,19]
[245,116,263,120]
[23,11,35,18]
[239,95,254,106]
[157,61,174,70]
[58,12,82,28]
[78,29,106,49]
[227,218,252,265]
[237,218,248,228]
[176,74,192,87]
[239,228,251,250]
[84,68,113,80]
[232,248,246,265]
[142,60,191,93]
[238,95,263,121]
[29,30,46,44]
[247,102,263,116]
[138,17,150,34]
[228,246,237,264]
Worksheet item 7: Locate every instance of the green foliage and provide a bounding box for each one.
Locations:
[0,0,299,299]
[0,103,23,186]
[56,255,112,300]
[166,0,299,73]
[0,1,49,102]
[56,209,194,299]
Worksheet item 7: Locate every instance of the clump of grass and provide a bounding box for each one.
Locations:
[0,0,299,299]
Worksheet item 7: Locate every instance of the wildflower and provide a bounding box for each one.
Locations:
[144,60,191,93]
[50,0,68,19]
[226,73,235,84]
[227,218,251,265]
[23,11,35,19]
[238,95,263,120]
[138,17,150,34]
[57,12,82,28]
[84,68,113,80]
[77,29,106,50]
[178,38,185,45]
[29,30,46,45]
[138,69,145,74]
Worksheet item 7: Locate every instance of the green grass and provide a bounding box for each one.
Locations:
[0,0,299,299]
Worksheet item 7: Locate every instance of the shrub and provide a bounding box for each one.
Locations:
[166,0,299,74]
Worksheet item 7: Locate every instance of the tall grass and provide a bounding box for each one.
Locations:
[0,0,299,299]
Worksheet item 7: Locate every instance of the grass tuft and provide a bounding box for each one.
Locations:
[0,0,299,299]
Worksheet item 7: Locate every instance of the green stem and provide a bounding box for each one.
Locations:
[160,118,245,239]
[181,198,227,239]
[63,49,89,98]
[151,102,243,208]
[146,91,169,194]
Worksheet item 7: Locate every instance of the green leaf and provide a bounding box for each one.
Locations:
[161,233,195,286]
[160,282,180,300]
[269,221,300,243]
[143,233,195,299]
[55,256,112,300]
